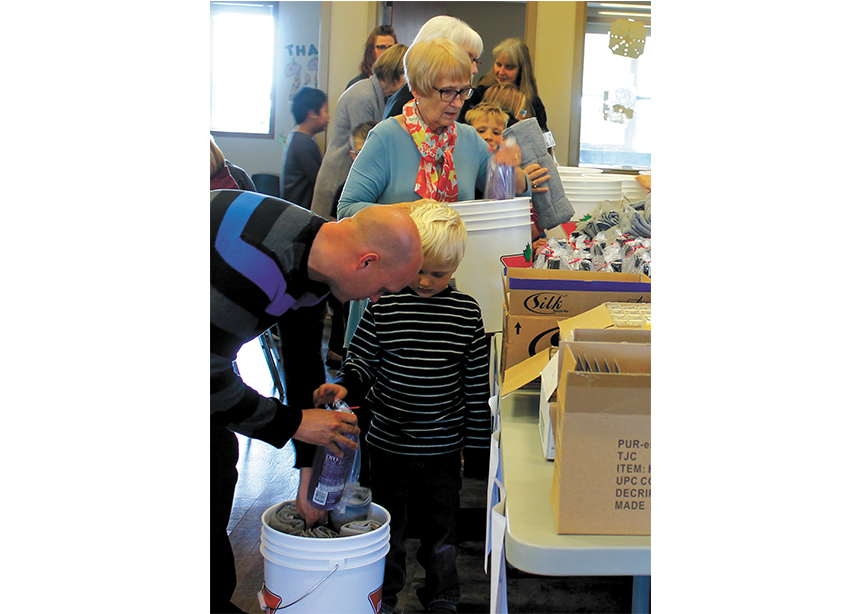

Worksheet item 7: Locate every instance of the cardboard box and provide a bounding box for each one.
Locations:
[539,356,559,460]
[539,397,557,460]
[504,268,651,318]
[501,269,650,374]
[551,341,651,536]
[501,348,558,460]
[501,304,567,374]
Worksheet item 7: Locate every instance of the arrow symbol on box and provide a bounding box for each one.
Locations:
[515,323,521,335]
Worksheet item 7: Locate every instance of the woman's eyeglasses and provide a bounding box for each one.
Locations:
[432,86,474,102]
[374,44,393,52]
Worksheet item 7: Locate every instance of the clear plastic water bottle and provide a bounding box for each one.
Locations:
[484,136,517,200]
[308,401,360,511]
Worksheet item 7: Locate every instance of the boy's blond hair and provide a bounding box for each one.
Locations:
[410,200,467,269]
[464,101,509,129]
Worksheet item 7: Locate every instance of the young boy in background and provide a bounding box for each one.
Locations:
[313,202,491,614]
[464,101,508,151]
[280,86,330,209]
[465,102,548,246]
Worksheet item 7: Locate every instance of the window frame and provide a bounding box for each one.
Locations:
[570,1,651,170]
[210,1,278,139]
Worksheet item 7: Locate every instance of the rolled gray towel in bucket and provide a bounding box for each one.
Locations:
[296,526,340,538]
[339,519,383,536]
[330,485,372,531]
[266,501,307,535]
[503,118,573,231]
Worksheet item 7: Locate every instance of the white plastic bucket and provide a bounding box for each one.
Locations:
[451,220,531,333]
[460,209,531,224]
[600,174,649,202]
[556,166,603,176]
[258,502,391,613]
[563,176,622,185]
[450,197,530,213]
[457,210,532,224]
[457,205,530,216]
[460,216,532,231]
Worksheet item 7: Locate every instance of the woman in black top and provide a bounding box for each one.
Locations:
[460,38,549,132]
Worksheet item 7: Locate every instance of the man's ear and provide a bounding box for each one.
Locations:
[356,252,380,270]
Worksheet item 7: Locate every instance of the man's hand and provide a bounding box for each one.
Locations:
[494,141,527,193]
[293,407,359,456]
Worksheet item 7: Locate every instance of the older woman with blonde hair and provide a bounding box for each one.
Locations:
[383,15,484,119]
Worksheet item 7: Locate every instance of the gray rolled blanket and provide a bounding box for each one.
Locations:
[265,501,307,535]
[503,118,574,230]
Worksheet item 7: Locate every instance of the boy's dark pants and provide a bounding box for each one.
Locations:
[370,448,462,611]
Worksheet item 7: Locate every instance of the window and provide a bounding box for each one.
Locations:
[210,2,277,137]
[578,2,651,169]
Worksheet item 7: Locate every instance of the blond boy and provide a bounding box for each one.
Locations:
[465,101,509,151]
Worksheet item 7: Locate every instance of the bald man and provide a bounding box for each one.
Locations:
[210,189,422,613]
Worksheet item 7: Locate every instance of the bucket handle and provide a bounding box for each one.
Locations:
[257,564,339,612]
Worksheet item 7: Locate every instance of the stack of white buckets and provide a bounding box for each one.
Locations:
[259,502,392,613]
[557,166,619,222]
[450,196,532,333]
[556,167,648,222]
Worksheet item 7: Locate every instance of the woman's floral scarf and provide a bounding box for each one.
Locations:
[402,99,458,202]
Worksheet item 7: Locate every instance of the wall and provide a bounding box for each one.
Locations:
[320,2,378,147]
[391,1,526,68]
[447,1,526,62]
[529,1,586,166]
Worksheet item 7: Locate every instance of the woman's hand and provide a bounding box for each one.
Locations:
[313,383,348,408]
[523,163,550,193]
[494,141,528,194]
[297,468,328,529]
[493,140,521,168]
